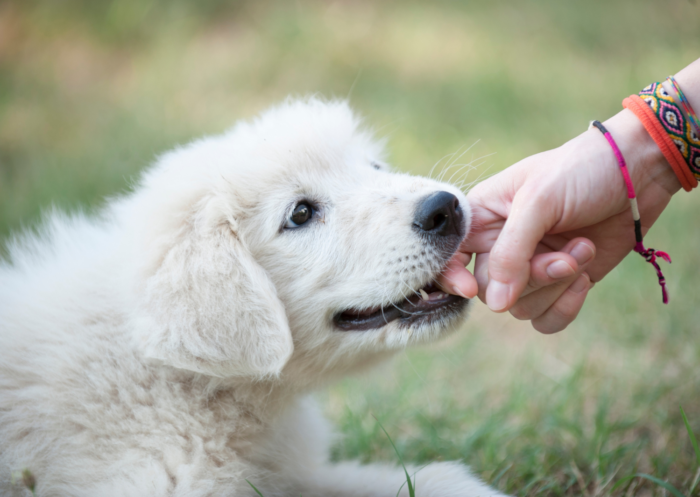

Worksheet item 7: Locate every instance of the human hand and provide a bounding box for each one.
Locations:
[439,109,681,333]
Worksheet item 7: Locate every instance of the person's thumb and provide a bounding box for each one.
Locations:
[484,192,557,312]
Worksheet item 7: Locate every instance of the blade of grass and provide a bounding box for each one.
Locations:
[681,406,700,467]
[611,474,686,497]
[372,415,415,497]
[396,464,430,497]
[689,467,700,497]
[396,479,408,497]
[246,479,265,497]
[491,463,512,487]
[682,405,700,495]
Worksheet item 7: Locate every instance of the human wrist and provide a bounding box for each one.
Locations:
[603,109,682,197]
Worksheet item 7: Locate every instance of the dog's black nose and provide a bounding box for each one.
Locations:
[413,191,463,237]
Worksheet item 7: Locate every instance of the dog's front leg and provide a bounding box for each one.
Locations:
[294,460,509,497]
[248,399,509,496]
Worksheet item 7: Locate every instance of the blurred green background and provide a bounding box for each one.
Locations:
[2,1,700,495]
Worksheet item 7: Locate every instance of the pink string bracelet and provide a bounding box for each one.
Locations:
[589,120,671,304]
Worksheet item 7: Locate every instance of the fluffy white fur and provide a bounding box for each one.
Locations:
[0,98,508,496]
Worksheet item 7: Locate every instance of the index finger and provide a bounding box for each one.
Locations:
[484,191,558,311]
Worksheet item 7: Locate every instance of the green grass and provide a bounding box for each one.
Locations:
[2,1,700,495]
[246,479,267,497]
[608,407,700,497]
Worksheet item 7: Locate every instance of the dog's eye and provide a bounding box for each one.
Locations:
[286,202,313,228]
[372,162,381,170]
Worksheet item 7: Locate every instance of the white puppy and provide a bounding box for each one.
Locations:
[0,98,507,497]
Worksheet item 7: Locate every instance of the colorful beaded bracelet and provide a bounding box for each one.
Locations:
[589,120,671,304]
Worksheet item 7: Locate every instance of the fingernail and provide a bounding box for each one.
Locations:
[569,242,594,265]
[486,280,509,311]
[452,286,468,299]
[546,260,575,279]
[569,274,590,294]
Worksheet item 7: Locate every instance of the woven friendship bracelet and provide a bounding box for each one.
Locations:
[640,81,700,179]
[622,93,697,191]
[589,120,671,304]
[634,82,700,181]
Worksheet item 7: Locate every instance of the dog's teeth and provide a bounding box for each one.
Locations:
[419,289,429,301]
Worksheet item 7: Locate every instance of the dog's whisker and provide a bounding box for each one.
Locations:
[451,157,495,190]
[399,276,422,299]
[445,163,478,186]
[429,146,464,180]
[376,280,391,325]
[450,162,487,191]
[456,163,497,192]
[436,140,480,182]
[447,152,496,183]
[436,154,459,183]
[446,143,476,172]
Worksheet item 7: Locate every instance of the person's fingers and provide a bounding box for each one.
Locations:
[520,238,595,298]
[437,252,478,299]
[458,205,505,254]
[509,238,595,321]
[520,252,578,298]
[475,249,577,306]
[484,192,558,312]
[474,252,490,303]
[531,273,592,334]
[473,247,574,304]
[510,274,581,321]
[475,238,595,312]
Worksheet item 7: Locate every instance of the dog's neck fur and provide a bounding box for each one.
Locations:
[158,345,395,431]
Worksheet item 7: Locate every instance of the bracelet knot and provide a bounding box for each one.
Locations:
[633,242,671,304]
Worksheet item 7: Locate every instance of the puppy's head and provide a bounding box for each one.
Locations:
[124,98,470,381]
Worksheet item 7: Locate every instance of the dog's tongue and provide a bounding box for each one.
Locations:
[436,251,478,299]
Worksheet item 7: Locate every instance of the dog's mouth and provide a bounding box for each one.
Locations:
[333,281,467,332]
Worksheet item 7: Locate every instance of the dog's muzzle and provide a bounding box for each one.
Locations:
[333,190,469,332]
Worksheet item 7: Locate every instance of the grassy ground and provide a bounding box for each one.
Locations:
[2,1,700,495]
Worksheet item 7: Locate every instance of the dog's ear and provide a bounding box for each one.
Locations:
[131,195,293,378]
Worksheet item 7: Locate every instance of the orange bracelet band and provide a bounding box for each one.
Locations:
[622,94,697,191]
